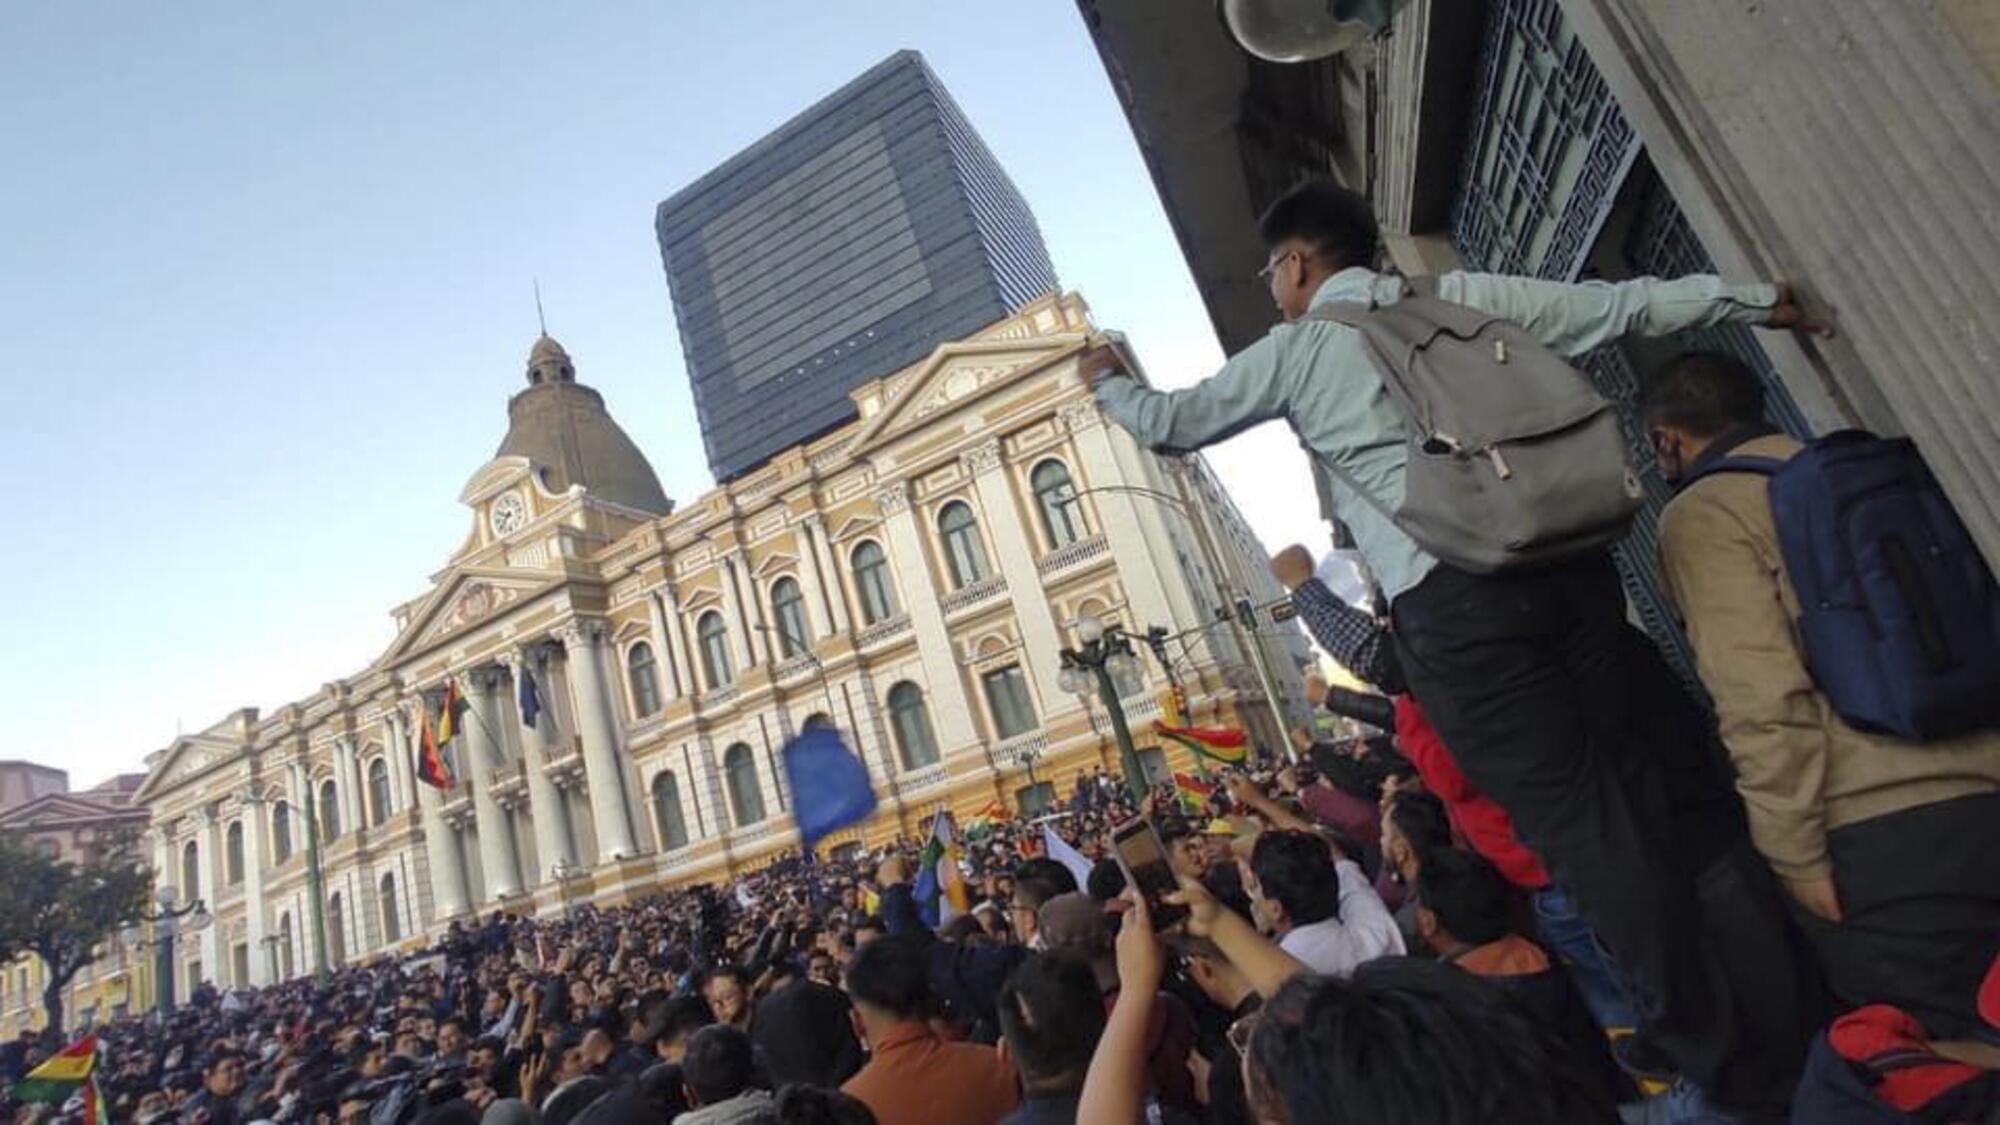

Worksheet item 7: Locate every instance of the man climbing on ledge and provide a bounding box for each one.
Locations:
[1082,177,1832,1115]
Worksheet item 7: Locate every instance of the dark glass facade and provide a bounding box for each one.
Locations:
[656,50,1058,481]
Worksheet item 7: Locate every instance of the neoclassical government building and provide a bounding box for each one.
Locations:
[134,292,1301,994]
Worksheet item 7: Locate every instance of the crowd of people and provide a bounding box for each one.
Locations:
[3,178,1996,1125]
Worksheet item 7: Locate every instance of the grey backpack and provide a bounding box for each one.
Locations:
[1311,278,1642,573]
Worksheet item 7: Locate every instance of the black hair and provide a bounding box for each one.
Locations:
[201,1048,245,1074]
[1642,350,1767,439]
[1415,849,1514,947]
[1201,861,1257,924]
[638,1062,691,1121]
[1256,179,1382,272]
[1249,830,1344,927]
[996,955,1107,1094]
[843,936,933,1020]
[1246,959,1617,1123]
[1085,859,1127,905]
[701,964,751,990]
[1013,857,1080,900]
[649,994,714,1051]
[1386,790,1454,867]
[772,1084,879,1125]
[680,1025,757,1106]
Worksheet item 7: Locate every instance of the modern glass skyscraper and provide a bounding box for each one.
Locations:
[656,50,1058,481]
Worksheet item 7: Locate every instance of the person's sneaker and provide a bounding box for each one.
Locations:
[1612,1031,1679,1085]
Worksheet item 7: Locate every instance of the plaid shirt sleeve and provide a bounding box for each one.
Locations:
[1292,578,1404,693]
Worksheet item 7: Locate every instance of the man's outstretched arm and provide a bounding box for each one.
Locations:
[1084,335,1293,453]
[1444,274,1832,358]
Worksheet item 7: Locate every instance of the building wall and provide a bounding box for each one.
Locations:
[122,292,1294,996]
[1559,0,2000,571]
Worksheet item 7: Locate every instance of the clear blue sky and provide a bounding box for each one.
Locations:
[0,1,1324,786]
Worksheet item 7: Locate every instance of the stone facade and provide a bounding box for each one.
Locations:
[128,291,1300,998]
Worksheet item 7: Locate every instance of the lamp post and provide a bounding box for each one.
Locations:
[1072,478,1293,744]
[1058,613,1151,804]
[132,887,210,1016]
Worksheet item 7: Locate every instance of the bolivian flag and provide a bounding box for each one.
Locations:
[415,699,455,791]
[1173,772,1218,814]
[14,1035,103,1123]
[1157,723,1250,767]
[435,678,469,747]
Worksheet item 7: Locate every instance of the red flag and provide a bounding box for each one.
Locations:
[415,700,454,790]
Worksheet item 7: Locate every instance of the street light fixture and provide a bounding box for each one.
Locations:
[136,886,210,1015]
[1059,613,1152,804]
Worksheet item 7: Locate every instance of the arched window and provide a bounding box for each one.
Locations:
[723,744,765,827]
[1032,460,1086,548]
[652,771,689,850]
[937,501,989,589]
[379,873,401,944]
[770,578,810,657]
[180,841,200,900]
[367,759,392,827]
[327,893,346,965]
[887,682,940,771]
[627,642,663,717]
[277,912,295,979]
[271,801,292,863]
[850,542,896,625]
[697,612,733,690]
[224,821,245,886]
[318,779,341,839]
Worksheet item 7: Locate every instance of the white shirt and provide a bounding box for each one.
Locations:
[1276,859,1406,976]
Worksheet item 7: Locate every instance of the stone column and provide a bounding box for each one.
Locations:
[804,516,852,636]
[795,518,837,638]
[658,588,696,698]
[558,621,639,861]
[409,698,471,923]
[285,761,308,859]
[719,553,760,669]
[876,482,980,748]
[966,438,1068,708]
[465,672,523,900]
[645,595,683,703]
[383,709,413,815]
[507,649,574,882]
[150,827,174,897]
[698,735,731,833]
[240,793,270,985]
[196,809,222,984]
[332,736,361,837]
[1065,401,1179,630]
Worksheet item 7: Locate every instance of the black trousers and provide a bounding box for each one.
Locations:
[1806,791,2000,1039]
[1391,555,1811,1112]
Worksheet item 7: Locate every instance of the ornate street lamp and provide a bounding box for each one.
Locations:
[131,886,210,1016]
[1059,614,1152,804]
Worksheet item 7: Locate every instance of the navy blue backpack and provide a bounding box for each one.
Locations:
[1690,431,2000,740]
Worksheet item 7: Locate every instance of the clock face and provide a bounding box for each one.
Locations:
[490,492,528,537]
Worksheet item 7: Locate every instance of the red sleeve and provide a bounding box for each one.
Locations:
[1395,697,1477,803]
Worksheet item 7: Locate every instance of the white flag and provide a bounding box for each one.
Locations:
[1042,824,1095,891]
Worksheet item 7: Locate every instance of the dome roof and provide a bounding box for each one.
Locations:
[497,336,672,515]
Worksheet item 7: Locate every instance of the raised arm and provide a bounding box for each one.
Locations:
[1085,336,1294,454]
[1442,273,1827,358]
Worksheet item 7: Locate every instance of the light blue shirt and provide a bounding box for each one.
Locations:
[1094,267,1779,599]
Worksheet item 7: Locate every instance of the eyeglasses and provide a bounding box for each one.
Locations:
[1257,249,1301,283]
[1226,1012,1261,1057]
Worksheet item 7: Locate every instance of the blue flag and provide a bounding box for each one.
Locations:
[518,666,542,729]
[781,726,877,853]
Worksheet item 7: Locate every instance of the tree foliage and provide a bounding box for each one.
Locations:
[0,828,153,1035]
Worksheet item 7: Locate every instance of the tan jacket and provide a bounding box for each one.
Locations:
[1658,433,2000,881]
